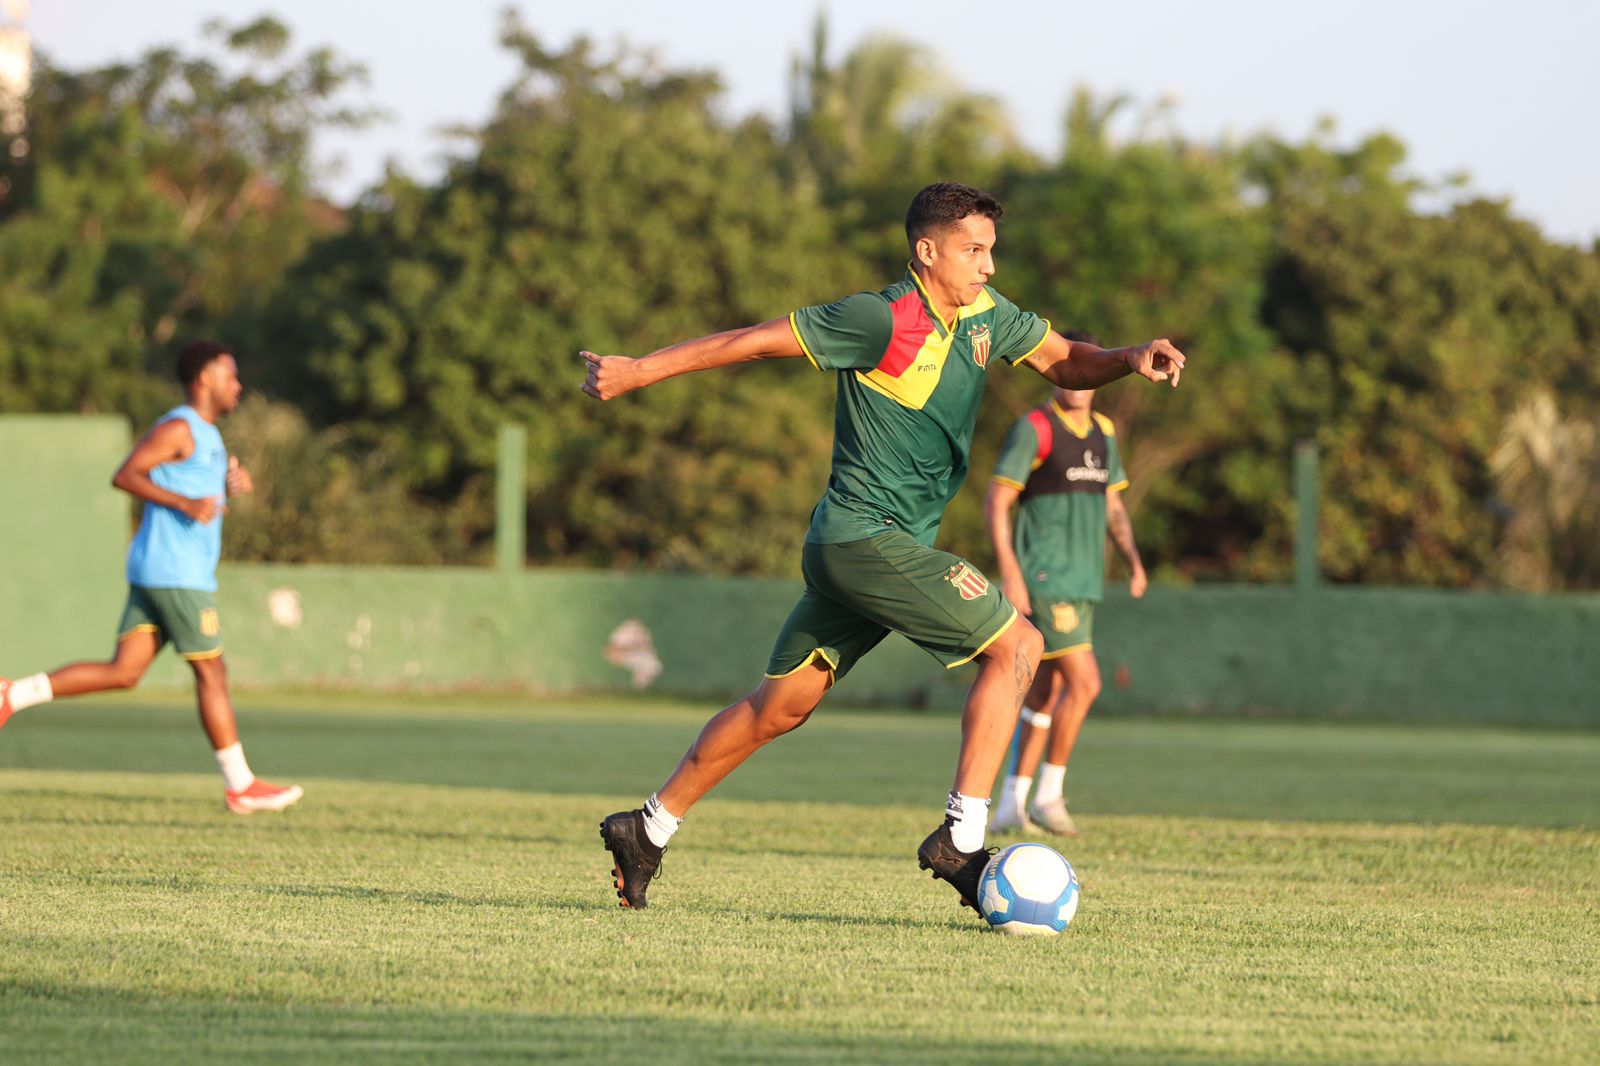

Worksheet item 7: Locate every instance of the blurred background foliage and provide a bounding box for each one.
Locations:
[3,13,1598,589]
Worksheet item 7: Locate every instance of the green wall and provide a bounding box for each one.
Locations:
[0,416,131,668]
[1,416,1594,727]
[134,564,969,705]
[98,563,1595,728]
[1090,584,1598,726]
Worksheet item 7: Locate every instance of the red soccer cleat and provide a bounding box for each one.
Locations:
[225,779,304,815]
[0,677,13,730]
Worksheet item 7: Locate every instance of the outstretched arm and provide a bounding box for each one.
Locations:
[1021,331,1186,390]
[581,316,805,401]
[1106,490,1147,598]
[111,419,223,524]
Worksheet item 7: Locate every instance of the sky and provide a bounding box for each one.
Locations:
[24,0,1600,246]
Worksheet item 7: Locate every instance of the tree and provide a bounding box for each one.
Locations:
[0,17,371,422]
[786,15,1026,278]
[220,395,484,565]
[1250,128,1600,586]
[264,14,843,572]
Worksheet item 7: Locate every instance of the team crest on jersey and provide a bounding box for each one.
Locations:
[968,324,992,368]
[945,563,990,601]
[1051,602,1079,634]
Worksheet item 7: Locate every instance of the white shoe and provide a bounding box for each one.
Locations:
[226,779,304,815]
[991,804,1037,834]
[1028,798,1078,837]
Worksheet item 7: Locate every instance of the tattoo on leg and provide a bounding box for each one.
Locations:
[1013,644,1036,711]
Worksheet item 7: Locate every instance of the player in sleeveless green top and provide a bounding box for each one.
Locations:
[0,341,304,816]
[985,339,1148,837]
[583,183,1187,916]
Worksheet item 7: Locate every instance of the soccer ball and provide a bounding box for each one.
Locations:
[977,842,1080,936]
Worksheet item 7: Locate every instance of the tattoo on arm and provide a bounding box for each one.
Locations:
[1108,504,1140,565]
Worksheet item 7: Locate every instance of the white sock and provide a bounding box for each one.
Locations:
[946,791,990,853]
[1020,707,1052,730]
[7,673,54,711]
[215,743,256,792]
[1037,762,1066,805]
[641,792,681,850]
[1001,774,1032,813]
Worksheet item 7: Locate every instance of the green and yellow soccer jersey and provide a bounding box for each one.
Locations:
[992,400,1128,602]
[790,266,1050,546]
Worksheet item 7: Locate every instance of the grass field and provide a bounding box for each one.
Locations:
[2,692,1597,1064]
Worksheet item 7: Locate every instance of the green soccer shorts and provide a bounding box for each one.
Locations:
[1030,595,1095,659]
[118,585,224,661]
[766,529,1018,682]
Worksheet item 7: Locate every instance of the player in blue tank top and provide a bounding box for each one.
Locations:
[0,341,303,815]
[124,403,229,592]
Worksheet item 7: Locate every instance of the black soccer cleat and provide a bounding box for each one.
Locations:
[599,809,665,909]
[917,818,993,914]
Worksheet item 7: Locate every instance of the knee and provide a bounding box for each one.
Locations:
[108,661,145,689]
[749,690,820,742]
[190,659,228,688]
[1067,671,1101,709]
[1014,620,1045,672]
[982,618,1043,680]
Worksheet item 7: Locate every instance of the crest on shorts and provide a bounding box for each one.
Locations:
[1051,602,1079,634]
[199,608,221,637]
[968,324,992,368]
[945,563,990,601]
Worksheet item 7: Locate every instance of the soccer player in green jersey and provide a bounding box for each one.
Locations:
[583,183,1185,914]
[985,332,1146,836]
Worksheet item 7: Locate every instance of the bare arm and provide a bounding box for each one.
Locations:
[1105,490,1147,598]
[1021,331,1186,390]
[983,479,1032,616]
[111,419,222,523]
[581,316,806,401]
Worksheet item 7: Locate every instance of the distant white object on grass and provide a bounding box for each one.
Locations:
[605,619,662,689]
[267,588,302,629]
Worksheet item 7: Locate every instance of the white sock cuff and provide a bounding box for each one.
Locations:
[946,791,990,853]
[1037,762,1066,802]
[8,673,54,712]
[1002,775,1031,808]
[641,792,682,849]
[215,742,255,792]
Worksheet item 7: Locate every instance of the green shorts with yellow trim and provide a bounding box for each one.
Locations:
[118,585,223,661]
[766,530,1017,682]
[1030,595,1095,659]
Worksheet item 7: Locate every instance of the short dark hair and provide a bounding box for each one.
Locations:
[1062,329,1103,347]
[176,340,231,386]
[905,182,1004,251]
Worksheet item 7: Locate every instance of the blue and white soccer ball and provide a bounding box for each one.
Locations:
[978,842,1080,936]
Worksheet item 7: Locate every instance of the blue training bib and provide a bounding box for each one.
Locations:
[124,405,227,591]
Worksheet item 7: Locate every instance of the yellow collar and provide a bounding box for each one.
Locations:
[1050,399,1094,438]
[906,263,956,336]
